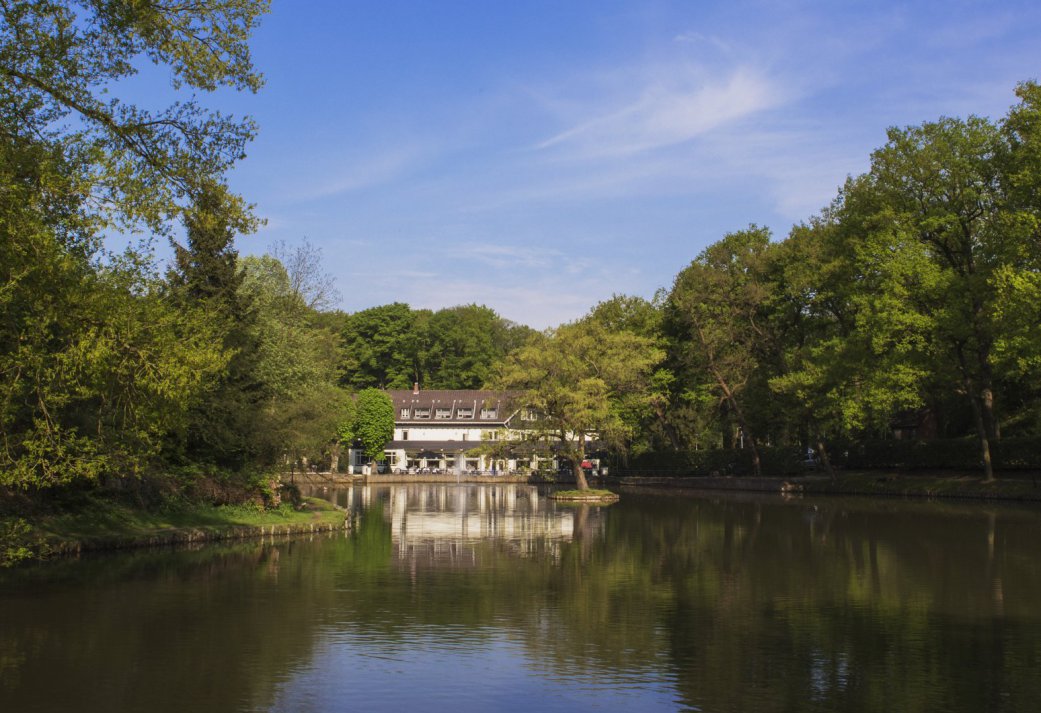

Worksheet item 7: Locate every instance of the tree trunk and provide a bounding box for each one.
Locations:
[710,367,762,477]
[970,394,996,482]
[958,344,996,481]
[329,442,340,474]
[573,436,590,490]
[693,323,762,476]
[573,461,590,490]
[816,439,836,481]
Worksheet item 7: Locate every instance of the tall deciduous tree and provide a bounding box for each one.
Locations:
[666,227,777,476]
[237,252,346,468]
[421,304,533,389]
[846,115,1017,480]
[497,320,662,490]
[768,210,931,475]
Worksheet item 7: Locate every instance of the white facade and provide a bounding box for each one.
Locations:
[346,387,596,475]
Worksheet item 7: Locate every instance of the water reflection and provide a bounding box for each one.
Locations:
[307,484,599,563]
[2,487,1041,712]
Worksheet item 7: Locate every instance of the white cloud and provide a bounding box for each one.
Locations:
[673,31,733,54]
[449,243,560,270]
[288,145,430,203]
[535,67,786,158]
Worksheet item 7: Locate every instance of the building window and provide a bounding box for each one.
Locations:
[462,433,468,441]
[402,430,409,441]
[435,408,452,419]
[484,430,499,441]
[480,409,497,419]
[521,409,537,421]
[415,408,430,418]
[457,408,473,418]
[400,408,410,419]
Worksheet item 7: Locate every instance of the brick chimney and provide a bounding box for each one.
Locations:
[412,382,420,395]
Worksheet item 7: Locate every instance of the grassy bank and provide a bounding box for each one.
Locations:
[1,494,347,567]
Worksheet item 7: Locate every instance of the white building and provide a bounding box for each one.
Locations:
[347,386,587,475]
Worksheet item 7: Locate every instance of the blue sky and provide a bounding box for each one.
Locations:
[198,0,1039,328]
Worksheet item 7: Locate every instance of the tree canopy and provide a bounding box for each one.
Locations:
[497,317,663,489]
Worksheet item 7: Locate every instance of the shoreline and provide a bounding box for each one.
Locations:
[8,470,1039,567]
[610,471,1041,503]
[43,519,352,559]
[1,496,350,567]
[293,470,1041,503]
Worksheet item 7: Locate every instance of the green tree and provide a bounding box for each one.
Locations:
[351,389,395,462]
[586,294,675,456]
[838,113,1030,480]
[768,211,931,475]
[422,304,532,389]
[666,227,777,476]
[0,0,268,487]
[331,396,359,473]
[167,186,266,470]
[497,320,663,490]
[993,82,1041,434]
[340,303,420,390]
[0,0,267,233]
[237,251,346,468]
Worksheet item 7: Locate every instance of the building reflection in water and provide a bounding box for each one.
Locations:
[332,484,592,563]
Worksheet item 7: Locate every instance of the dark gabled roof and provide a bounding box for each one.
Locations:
[388,389,521,424]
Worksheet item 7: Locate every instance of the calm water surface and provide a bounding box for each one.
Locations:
[2,484,1041,712]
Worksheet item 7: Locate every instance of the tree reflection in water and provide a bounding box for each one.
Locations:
[2,486,1040,712]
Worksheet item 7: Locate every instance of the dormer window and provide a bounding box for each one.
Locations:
[480,408,497,419]
[414,407,430,419]
[456,408,473,419]
[400,408,410,419]
[435,408,452,419]
[521,409,538,421]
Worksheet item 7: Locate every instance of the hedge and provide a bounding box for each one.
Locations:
[610,446,804,477]
[611,437,1041,477]
[840,437,1041,471]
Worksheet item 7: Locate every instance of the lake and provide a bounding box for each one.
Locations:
[2,483,1040,712]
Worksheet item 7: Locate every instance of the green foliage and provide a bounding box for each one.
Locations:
[340,303,419,390]
[768,210,930,437]
[235,252,348,466]
[0,0,267,233]
[0,1,268,491]
[352,389,395,460]
[497,317,664,488]
[421,304,532,389]
[0,518,48,567]
[339,302,536,390]
[665,226,779,473]
[166,187,266,470]
[0,223,228,487]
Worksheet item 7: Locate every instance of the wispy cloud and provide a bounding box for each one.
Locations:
[289,145,431,203]
[450,243,561,270]
[673,31,733,54]
[535,66,786,158]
